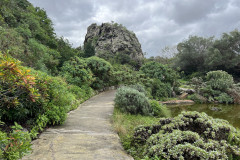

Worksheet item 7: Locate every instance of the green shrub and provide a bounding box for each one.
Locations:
[0,53,43,122]
[86,56,113,89]
[34,73,86,125]
[133,111,240,159]
[149,100,171,117]
[214,93,233,104]
[140,61,179,86]
[128,84,146,94]
[206,70,234,91]
[150,79,172,100]
[114,87,152,115]
[60,56,93,87]
[0,123,31,160]
[0,54,94,135]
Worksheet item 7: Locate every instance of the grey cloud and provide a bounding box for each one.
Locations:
[168,0,228,25]
[28,0,240,57]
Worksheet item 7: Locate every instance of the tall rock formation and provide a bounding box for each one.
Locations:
[84,23,144,61]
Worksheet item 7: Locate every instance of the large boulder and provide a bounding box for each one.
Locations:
[84,23,144,61]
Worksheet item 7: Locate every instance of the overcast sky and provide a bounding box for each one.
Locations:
[28,0,240,57]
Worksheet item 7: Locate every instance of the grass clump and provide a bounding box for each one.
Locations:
[112,108,159,158]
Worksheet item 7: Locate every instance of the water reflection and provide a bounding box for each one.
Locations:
[168,104,240,128]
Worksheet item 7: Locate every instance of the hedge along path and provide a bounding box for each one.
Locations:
[23,90,133,160]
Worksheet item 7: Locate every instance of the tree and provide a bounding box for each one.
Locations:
[205,30,240,76]
[175,36,214,75]
[140,61,179,86]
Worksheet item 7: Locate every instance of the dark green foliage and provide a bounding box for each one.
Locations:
[115,52,131,65]
[86,56,113,89]
[133,111,240,159]
[214,93,233,104]
[0,0,79,74]
[174,36,214,75]
[60,56,93,87]
[206,70,234,91]
[189,70,237,104]
[150,79,172,100]
[140,61,179,86]
[140,61,179,100]
[206,30,240,76]
[114,87,152,116]
[174,30,240,78]
[0,122,32,160]
[84,40,95,58]
[128,84,146,94]
[56,37,78,68]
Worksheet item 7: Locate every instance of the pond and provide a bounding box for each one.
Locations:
[168,104,240,128]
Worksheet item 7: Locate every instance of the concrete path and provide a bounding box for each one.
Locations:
[23,90,133,160]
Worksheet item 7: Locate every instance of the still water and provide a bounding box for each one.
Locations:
[168,104,240,128]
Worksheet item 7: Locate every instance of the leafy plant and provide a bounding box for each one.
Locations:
[60,56,94,87]
[149,100,171,117]
[128,84,146,95]
[0,53,42,122]
[214,93,233,104]
[133,111,240,159]
[0,123,31,160]
[114,87,152,115]
[150,79,172,100]
[206,70,234,91]
[86,56,113,89]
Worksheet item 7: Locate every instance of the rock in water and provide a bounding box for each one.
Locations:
[84,23,144,62]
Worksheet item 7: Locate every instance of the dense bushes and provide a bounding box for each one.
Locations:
[140,61,180,100]
[174,30,240,77]
[140,61,179,86]
[132,111,240,159]
[150,79,172,100]
[0,0,80,74]
[0,123,31,160]
[190,70,238,104]
[114,87,152,116]
[0,53,94,158]
[60,56,114,90]
[86,56,113,89]
[114,85,171,117]
[60,56,93,87]
[0,54,43,122]
[206,70,234,91]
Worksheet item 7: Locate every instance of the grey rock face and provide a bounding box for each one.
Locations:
[84,23,144,60]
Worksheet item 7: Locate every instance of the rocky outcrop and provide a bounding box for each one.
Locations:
[84,23,144,60]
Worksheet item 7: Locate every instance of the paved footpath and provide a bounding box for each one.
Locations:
[23,90,133,160]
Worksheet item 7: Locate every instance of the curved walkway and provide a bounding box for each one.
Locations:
[23,90,133,160]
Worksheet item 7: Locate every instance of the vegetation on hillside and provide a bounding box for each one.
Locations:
[1,0,240,159]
